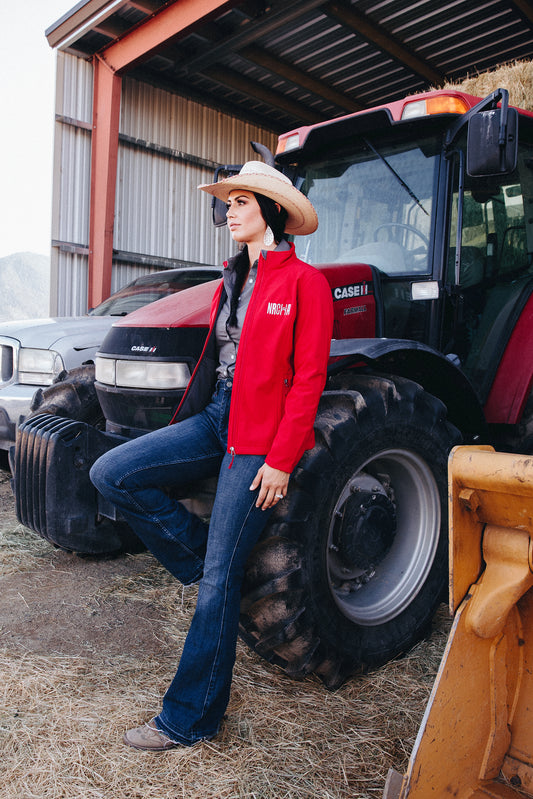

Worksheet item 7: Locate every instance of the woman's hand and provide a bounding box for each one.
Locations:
[250,463,290,510]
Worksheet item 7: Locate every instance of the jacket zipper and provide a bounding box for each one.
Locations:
[169,281,224,424]
[227,253,265,467]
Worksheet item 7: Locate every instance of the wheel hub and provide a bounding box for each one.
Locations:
[329,473,396,592]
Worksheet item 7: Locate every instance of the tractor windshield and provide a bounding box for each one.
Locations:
[293,134,440,276]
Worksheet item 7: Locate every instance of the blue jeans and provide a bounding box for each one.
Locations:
[90,380,271,744]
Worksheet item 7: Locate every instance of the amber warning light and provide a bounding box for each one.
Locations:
[401,95,471,120]
[276,132,300,155]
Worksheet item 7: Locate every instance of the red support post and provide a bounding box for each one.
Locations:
[88,55,121,308]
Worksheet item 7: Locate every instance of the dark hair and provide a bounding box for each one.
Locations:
[227,193,288,328]
[254,192,289,244]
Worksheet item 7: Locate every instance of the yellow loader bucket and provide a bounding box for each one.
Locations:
[383,445,533,799]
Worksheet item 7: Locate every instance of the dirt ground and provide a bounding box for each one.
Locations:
[0,461,174,662]
[0,457,450,798]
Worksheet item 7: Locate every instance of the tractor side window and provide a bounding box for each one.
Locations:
[445,135,533,396]
[447,153,532,288]
[295,135,439,276]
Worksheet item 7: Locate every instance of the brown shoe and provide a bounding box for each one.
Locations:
[123,719,181,751]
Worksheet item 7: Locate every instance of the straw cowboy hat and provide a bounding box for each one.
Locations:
[198,161,318,235]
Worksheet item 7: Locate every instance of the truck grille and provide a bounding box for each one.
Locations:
[14,413,118,552]
[0,340,15,384]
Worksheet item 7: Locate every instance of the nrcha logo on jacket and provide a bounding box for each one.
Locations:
[267,302,292,316]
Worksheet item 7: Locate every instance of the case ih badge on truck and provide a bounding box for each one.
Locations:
[14,88,533,688]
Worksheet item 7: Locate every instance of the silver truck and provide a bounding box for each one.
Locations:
[0,266,220,451]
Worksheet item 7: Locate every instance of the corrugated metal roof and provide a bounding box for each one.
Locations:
[47,0,533,132]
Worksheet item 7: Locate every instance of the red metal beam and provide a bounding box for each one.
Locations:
[100,0,235,73]
[88,55,121,307]
[88,0,234,305]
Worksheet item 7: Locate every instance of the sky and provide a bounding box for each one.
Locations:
[0,1,76,258]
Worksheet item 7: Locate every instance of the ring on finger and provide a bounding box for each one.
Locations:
[275,494,284,499]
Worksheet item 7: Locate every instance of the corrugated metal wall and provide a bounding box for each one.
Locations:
[51,52,277,316]
[50,53,93,315]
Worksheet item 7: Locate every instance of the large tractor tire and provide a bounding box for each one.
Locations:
[27,365,143,555]
[30,364,104,426]
[239,374,461,688]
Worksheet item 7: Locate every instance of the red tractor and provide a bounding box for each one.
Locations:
[14,87,533,687]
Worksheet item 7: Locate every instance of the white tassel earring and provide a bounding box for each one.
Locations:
[263,226,274,246]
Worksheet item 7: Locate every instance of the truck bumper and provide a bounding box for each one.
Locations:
[13,413,124,553]
[0,384,37,450]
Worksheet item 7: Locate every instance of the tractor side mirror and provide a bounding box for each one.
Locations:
[467,106,518,177]
[212,196,228,227]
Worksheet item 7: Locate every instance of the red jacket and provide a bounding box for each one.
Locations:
[173,243,333,473]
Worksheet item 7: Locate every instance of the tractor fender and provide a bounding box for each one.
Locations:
[329,337,485,438]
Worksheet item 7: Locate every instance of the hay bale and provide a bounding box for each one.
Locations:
[439,59,533,111]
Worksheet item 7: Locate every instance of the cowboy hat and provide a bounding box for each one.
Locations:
[198,161,318,235]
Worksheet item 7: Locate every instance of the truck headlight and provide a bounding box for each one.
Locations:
[96,357,190,389]
[18,348,65,385]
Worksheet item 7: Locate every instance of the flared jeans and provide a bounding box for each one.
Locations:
[90,380,272,744]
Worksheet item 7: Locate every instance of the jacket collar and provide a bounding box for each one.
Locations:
[261,239,291,260]
[258,240,296,271]
[224,240,294,273]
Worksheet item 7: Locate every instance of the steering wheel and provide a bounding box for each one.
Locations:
[373,223,429,268]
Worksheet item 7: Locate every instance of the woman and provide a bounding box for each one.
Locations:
[90,161,333,751]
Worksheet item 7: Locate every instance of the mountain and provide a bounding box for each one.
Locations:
[0,252,51,322]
